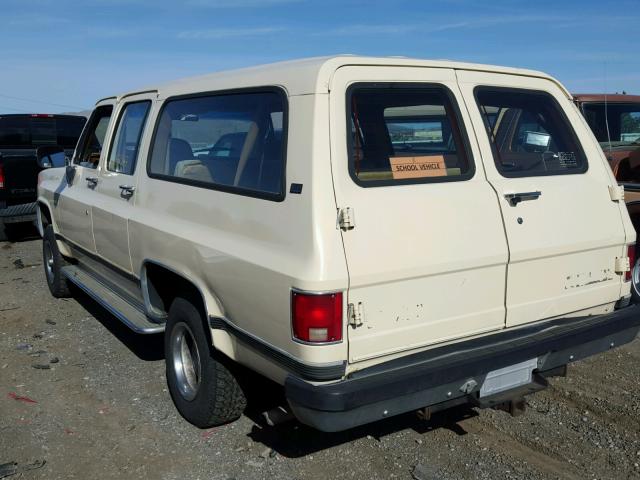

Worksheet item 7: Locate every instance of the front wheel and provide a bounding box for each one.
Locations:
[42,225,71,298]
[165,297,246,428]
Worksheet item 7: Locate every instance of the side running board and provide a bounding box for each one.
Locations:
[61,265,165,334]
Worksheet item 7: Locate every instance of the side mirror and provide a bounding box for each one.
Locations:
[65,165,76,185]
[36,145,66,169]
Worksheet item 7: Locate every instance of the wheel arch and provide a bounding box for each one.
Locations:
[36,199,54,237]
[140,260,229,352]
[37,199,73,257]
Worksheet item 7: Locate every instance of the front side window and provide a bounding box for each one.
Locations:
[107,101,151,175]
[348,85,473,186]
[75,106,113,169]
[476,88,587,177]
[148,90,286,199]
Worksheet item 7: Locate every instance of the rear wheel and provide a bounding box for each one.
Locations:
[42,225,71,298]
[631,253,640,304]
[165,297,246,427]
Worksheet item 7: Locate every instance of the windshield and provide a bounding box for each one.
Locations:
[582,103,640,146]
[0,115,86,149]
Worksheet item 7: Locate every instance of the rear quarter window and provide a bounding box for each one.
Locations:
[475,88,587,178]
[147,89,286,201]
[347,84,474,187]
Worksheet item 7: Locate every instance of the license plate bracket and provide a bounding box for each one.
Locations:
[479,358,537,398]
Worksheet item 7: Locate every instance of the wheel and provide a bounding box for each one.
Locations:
[42,225,71,298]
[631,254,640,304]
[165,296,246,427]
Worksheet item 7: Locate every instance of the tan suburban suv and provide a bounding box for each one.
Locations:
[36,56,640,432]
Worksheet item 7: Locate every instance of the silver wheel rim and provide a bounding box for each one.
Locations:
[170,322,202,401]
[44,240,55,284]
[633,257,640,298]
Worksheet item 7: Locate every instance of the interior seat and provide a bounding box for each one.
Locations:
[167,138,195,175]
[174,159,213,182]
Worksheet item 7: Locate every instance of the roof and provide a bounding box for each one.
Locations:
[103,55,570,104]
[573,93,640,104]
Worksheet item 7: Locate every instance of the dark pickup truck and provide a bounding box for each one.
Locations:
[0,114,85,238]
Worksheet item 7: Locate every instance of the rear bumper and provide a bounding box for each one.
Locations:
[285,306,640,432]
[0,201,37,223]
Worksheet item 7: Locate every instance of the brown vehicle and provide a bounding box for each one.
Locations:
[575,93,640,300]
[574,94,640,185]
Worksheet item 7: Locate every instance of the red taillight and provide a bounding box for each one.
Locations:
[292,291,343,343]
[0,164,4,189]
[626,245,636,282]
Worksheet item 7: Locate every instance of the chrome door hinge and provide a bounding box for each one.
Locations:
[615,256,630,274]
[609,185,625,202]
[348,302,364,327]
[338,207,355,231]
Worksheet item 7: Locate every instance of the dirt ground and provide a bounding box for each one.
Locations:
[1,227,640,480]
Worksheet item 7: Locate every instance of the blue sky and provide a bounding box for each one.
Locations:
[1,0,639,113]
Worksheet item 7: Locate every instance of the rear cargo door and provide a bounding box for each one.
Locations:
[329,66,509,363]
[456,70,627,328]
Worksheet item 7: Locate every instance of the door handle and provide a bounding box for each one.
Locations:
[86,176,98,187]
[119,185,135,198]
[504,191,541,206]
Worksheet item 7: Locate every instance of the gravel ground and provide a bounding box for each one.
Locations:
[1,228,640,480]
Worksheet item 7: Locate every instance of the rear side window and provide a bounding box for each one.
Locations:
[107,101,151,175]
[476,88,587,177]
[348,84,473,186]
[148,90,286,200]
[0,115,85,148]
[56,117,87,148]
[0,116,29,147]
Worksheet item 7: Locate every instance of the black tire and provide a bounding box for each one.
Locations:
[165,296,246,427]
[42,225,71,298]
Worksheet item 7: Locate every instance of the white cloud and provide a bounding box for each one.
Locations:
[177,27,284,39]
